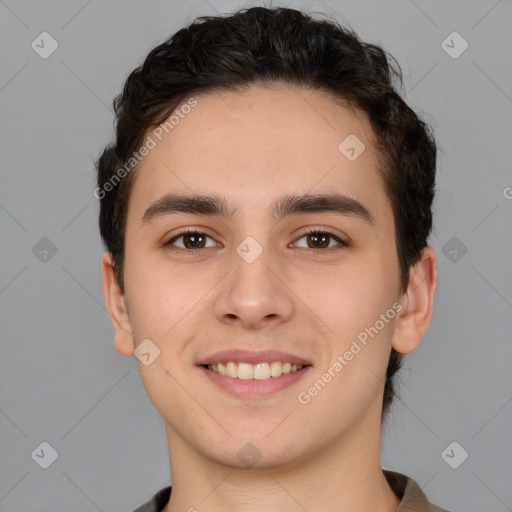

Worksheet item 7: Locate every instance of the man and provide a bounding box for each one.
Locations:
[96,6,449,511]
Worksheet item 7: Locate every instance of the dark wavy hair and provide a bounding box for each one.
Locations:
[95,6,437,421]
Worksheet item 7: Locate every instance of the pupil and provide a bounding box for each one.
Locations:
[185,233,204,249]
[309,233,328,249]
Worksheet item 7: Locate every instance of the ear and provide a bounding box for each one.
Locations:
[101,251,135,356]
[392,246,437,354]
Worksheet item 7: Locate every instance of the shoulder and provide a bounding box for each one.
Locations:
[132,485,172,512]
[383,469,452,511]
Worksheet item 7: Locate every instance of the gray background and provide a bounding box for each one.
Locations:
[0,0,511,510]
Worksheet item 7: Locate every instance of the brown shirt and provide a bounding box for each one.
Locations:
[133,470,451,512]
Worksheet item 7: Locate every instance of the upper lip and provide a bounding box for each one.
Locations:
[196,349,312,366]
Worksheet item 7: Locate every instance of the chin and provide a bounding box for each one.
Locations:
[206,435,307,472]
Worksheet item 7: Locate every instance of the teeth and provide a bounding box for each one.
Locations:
[206,361,304,379]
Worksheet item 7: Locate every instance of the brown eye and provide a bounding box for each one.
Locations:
[181,232,206,249]
[165,230,216,251]
[293,230,348,251]
[306,232,330,249]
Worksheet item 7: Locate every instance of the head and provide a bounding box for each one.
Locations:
[97,6,437,467]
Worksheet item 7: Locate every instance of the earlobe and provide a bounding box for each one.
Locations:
[392,247,437,354]
[101,252,135,356]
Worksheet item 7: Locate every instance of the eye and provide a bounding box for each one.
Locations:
[292,229,349,251]
[163,228,349,254]
[164,229,218,252]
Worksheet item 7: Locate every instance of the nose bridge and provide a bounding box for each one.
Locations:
[214,233,294,327]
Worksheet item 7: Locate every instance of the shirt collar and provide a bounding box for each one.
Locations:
[135,470,446,512]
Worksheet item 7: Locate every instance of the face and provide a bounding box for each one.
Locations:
[106,86,411,470]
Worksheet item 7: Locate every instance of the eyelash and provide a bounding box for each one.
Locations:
[163,228,349,255]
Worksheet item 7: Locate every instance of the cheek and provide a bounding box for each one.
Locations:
[124,253,181,338]
[125,252,220,342]
[303,270,397,410]
[303,258,398,399]
[307,258,394,331]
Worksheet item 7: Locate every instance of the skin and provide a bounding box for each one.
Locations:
[101,85,437,512]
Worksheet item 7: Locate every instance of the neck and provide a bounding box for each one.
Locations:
[162,410,400,512]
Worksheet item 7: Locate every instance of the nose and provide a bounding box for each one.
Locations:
[214,244,295,330]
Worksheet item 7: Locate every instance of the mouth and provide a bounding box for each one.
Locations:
[200,361,311,380]
[197,359,313,399]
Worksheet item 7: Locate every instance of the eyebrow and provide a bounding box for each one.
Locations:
[141,192,375,227]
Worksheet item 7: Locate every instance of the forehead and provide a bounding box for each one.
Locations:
[152,86,377,171]
[127,86,391,227]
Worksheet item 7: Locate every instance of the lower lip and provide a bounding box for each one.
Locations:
[198,365,312,398]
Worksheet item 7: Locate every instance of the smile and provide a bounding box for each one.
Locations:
[206,361,304,380]
[199,362,312,399]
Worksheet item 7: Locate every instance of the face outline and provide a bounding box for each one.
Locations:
[101,85,437,473]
